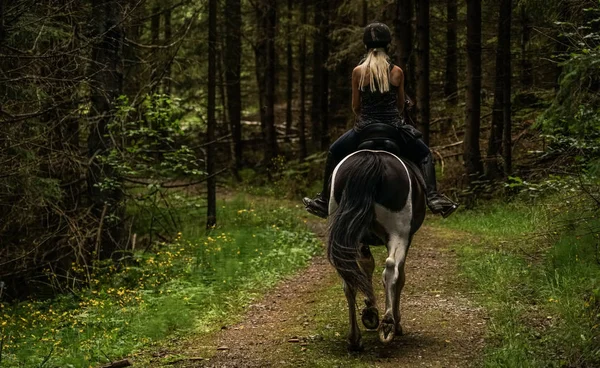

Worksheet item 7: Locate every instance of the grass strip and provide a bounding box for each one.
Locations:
[0,195,321,368]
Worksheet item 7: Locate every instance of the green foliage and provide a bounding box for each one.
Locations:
[0,195,321,367]
[505,173,599,198]
[439,197,600,367]
[232,153,326,198]
[107,94,203,180]
[539,6,600,136]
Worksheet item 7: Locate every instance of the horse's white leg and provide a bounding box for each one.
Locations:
[357,245,379,330]
[343,281,362,351]
[378,232,409,344]
[392,248,406,336]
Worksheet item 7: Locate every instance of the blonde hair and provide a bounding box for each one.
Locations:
[359,48,390,93]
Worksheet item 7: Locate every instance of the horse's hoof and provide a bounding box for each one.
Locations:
[347,338,364,352]
[361,306,379,330]
[396,323,403,336]
[378,319,396,344]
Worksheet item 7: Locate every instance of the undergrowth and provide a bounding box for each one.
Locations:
[0,195,321,368]
[436,195,600,367]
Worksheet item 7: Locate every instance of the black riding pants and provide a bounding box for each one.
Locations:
[329,127,430,164]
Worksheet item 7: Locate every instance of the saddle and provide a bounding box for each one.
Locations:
[357,123,403,157]
[356,123,426,193]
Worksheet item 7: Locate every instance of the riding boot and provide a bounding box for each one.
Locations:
[420,153,459,218]
[302,152,337,218]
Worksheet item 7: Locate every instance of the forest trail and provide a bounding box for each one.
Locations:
[148,220,487,368]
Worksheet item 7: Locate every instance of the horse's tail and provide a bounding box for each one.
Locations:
[328,151,385,296]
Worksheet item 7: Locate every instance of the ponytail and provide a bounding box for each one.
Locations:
[358,48,390,93]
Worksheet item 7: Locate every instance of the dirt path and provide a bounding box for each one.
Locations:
[150,221,487,367]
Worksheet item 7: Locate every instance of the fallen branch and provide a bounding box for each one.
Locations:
[123,168,228,188]
[431,140,463,150]
[101,359,132,368]
[431,149,445,175]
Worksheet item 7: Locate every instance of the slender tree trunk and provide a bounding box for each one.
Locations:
[217,38,228,127]
[320,0,329,149]
[264,0,278,162]
[486,0,511,180]
[255,3,268,155]
[150,3,160,87]
[519,4,533,89]
[311,0,324,150]
[123,0,143,103]
[163,7,172,94]
[87,0,125,255]
[394,0,413,95]
[298,0,308,159]
[502,0,512,176]
[0,0,4,45]
[206,0,217,229]
[443,0,458,135]
[464,0,484,182]
[415,0,430,145]
[362,0,368,26]
[285,0,293,139]
[225,0,242,173]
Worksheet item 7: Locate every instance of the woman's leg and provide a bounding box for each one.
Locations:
[303,130,360,218]
[398,130,459,218]
[414,139,459,217]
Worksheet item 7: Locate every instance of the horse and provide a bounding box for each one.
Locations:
[327,147,426,351]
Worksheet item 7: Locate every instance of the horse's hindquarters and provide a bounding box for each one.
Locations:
[328,150,426,349]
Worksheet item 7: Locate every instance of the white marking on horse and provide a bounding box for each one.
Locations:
[329,149,411,215]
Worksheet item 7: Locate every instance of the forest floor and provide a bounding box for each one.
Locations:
[144,218,488,368]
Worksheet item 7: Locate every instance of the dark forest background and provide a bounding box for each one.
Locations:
[1,0,600,300]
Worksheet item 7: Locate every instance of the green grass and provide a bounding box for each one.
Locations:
[0,194,321,368]
[436,197,600,367]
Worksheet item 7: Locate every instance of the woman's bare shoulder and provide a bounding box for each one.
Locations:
[391,64,404,76]
[391,65,404,86]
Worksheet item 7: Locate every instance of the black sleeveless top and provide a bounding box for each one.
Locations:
[354,63,403,132]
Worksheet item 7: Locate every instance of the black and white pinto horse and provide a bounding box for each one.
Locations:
[328,148,426,351]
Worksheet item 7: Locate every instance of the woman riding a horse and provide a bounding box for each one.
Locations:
[302,22,459,351]
[303,22,458,219]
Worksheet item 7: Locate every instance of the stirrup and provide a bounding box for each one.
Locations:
[302,197,328,219]
[440,202,459,218]
[427,194,459,218]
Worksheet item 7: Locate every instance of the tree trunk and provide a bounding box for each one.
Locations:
[443,0,458,135]
[298,0,308,159]
[0,0,4,45]
[320,0,329,149]
[463,0,484,182]
[311,0,324,150]
[394,0,413,95]
[163,7,172,94]
[502,0,512,177]
[362,0,368,26]
[150,3,160,87]
[225,0,242,173]
[415,0,430,145]
[123,0,143,103]
[285,0,293,139]
[519,4,533,89]
[87,0,125,255]
[486,0,511,180]
[264,0,278,163]
[206,0,217,229]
